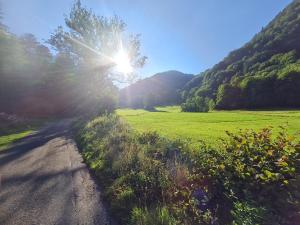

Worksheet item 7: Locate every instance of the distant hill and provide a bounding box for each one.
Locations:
[119,70,194,108]
[182,0,300,111]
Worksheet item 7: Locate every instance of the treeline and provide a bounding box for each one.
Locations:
[181,0,300,111]
[119,71,193,109]
[0,25,95,116]
[0,0,145,117]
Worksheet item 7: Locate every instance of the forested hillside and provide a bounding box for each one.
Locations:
[182,0,300,111]
[119,70,193,108]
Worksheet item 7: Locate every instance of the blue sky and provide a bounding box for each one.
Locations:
[1,0,293,78]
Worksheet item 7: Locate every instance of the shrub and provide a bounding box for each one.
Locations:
[231,201,266,225]
[75,115,300,224]
[193,127,300,224]
[129,207,178,225]
[181,96,210,112]
[221,127,300,223]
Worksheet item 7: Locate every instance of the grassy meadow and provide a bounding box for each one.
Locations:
[117,106,300,146]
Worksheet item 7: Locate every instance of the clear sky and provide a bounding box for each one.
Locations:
[0,0,293,78]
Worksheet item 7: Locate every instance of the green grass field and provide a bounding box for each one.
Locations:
[117,106,300,146]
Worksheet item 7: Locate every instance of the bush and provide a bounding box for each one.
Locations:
[222,128,300,223]
[181,96,210,112]
[231,201,266,225]
[193,127,300,224]
[75,115,300,224]
[129,207,178,225]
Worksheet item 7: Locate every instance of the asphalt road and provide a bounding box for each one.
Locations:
[0,120,113,225]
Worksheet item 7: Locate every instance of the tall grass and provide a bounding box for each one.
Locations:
[74,114,300,224]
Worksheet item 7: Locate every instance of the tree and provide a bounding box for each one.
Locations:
[181,1,300,110]
[216,84,242,109]
[48,0,146,115]
[143,93,157,110]
[181,96,210,112]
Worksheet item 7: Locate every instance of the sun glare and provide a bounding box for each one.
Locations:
[113,49,133,74]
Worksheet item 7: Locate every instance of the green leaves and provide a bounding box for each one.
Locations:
[181,96,211,112]
[182,1,300,111]
[76,115,300,224]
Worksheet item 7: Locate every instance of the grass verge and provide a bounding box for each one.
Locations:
[74,114,300,225]
[0,130,35,151]
[0,116,46,151]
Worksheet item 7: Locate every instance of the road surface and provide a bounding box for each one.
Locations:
[0,120,113,225]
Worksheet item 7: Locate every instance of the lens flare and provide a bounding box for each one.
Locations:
[67,35,133,74]
[113,48,133,74]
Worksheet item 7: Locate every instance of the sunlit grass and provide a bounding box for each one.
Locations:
[117,106,300,146]
[0,130,34,151]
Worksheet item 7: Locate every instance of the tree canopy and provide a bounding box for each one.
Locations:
[0,0,146,116]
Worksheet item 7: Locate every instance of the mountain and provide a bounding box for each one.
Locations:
[182,0,300,111]
[119,70,194,109]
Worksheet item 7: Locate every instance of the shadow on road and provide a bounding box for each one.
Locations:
[0,121,70,168]
[0,119,115,225]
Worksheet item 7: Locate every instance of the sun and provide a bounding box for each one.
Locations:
[113,49,133,74]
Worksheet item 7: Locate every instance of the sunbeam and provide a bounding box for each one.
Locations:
[67,35,133,75]
[113,48,133,74]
